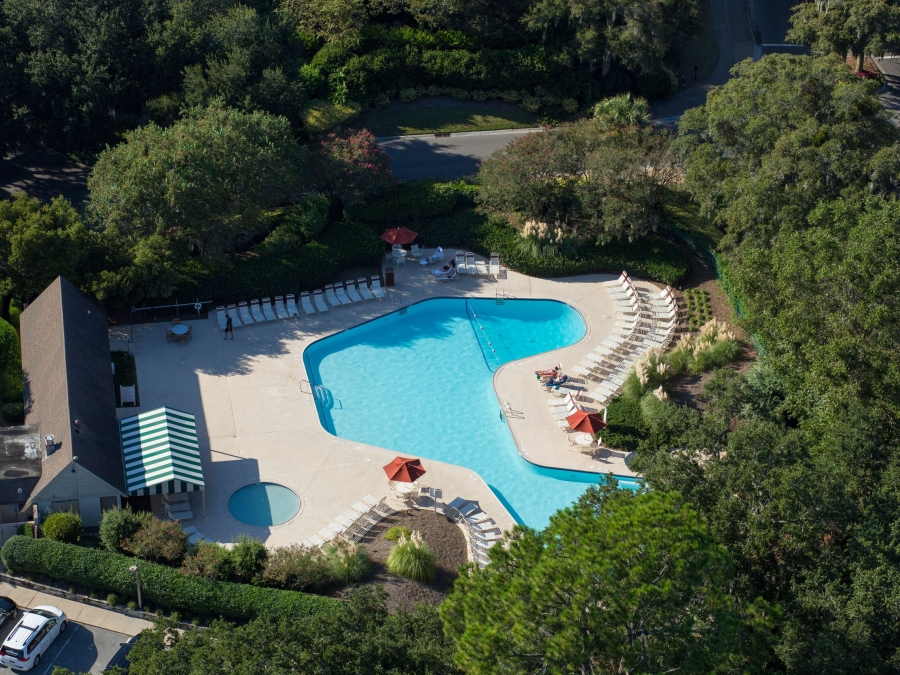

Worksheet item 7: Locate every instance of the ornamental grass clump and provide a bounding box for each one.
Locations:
[688,319,740,373]
[324,538,371,583]
[387,531,437,582]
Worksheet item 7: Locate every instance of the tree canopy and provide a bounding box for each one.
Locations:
[442,486,776,675]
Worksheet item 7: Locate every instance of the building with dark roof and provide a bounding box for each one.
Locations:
[16,277,124,526]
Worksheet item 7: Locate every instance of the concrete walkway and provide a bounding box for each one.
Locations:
[0,581,152,636]
[874,56,900,120]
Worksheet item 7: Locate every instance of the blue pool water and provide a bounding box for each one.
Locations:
[228,482,300,527]
[304,298,640,529]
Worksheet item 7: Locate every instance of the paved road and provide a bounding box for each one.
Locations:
[0,611,131,675]
[377,128,540,181]
[0,148,90,208]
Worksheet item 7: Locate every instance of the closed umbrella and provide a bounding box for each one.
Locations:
[565,409,608,434]
[383,456,426,483]
[381,227,418,245]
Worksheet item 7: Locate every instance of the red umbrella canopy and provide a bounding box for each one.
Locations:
[566,409,608,434]
[383,456,426,483]
[381,227,418,245]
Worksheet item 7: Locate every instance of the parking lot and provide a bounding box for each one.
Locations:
[0,610,133,674]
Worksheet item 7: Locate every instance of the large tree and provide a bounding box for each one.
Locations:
[788,0,900,72]
[86,103,307,302]
[442,486,776,675]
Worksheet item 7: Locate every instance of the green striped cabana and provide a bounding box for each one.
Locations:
[119,407,205,506]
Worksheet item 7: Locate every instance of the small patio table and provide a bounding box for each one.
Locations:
[171,324,189,336]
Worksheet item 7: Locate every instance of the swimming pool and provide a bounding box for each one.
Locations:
[304,298,640,529]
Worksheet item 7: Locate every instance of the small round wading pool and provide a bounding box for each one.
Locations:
[228,482,300,527]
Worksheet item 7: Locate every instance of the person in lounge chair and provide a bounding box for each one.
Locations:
[545,373,569,389]
[535,364,561,379]
[421,246,444,265]
[433,266,457,280]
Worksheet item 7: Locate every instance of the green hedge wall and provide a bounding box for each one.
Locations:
[0,318,22,406]
[395,209,690,286]
[1,536,340,621]
[344,182,471,222]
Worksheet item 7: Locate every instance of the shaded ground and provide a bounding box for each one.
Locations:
[665,0,719,87]
[1,148,90,208]
[358,97,537,137]
[333,508,468,610]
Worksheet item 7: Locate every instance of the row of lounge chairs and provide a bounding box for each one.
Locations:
[455,251,501,277]
[561,272,679,406]
[299,495,398,548]
[446,498,503,567]
[215,277,388,330]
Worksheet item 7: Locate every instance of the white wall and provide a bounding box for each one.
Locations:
[32,464,123,527]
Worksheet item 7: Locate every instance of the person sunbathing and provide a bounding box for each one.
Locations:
[433,266,456,279]
[535,364,561,378]
[545,373,569,389]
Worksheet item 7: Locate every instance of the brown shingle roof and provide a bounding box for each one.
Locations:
[20,277,125,503]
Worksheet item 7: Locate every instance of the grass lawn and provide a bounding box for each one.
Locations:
[665,0,719,83]
[356,97,538,136]
[111,350,140,407]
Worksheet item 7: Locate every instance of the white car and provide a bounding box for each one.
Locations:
[0,606,67,671]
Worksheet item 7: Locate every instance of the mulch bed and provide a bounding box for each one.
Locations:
[331,508,469,610]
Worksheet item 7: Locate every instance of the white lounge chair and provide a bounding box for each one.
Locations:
[410,244,424,260]
[274,296,290,319]
[357,277,374,300]
[313,289,329,312]
[455,251,466,273]
[250,299,267,322]
[336,283,354,304]
[421,247,444,265]
[490,253,500,277]
[301,291,316,315]
[324,284,342,307]
[238,301,254,325]
[370,276,385,299]
[475,257,488,275]
[466,252,477,274]
[215,306,228,330]
[603,271,629,288]
[342,280,361,302]
[226,304,242,326]
[285,294,300,317]
[308,535,325,547]
[261,297,278,321]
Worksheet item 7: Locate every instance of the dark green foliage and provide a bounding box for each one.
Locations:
[125,587,460,675]
[344,181,464,222]
[386,531,437,582]
[384,525,412,541]
[1,403,23,425]
[15,523,33,538]
[0,536,339,620]
[261,544,335,592]
[602,395,648,452]
[41,512,82,544]
[180,543,236,582]
[122,518,188,566]
[323,539,372,583]
[442,487,776,674]
[99,506,147,553]
[0,317,22,407]
[110,351,139,407]
[683,288,712,329]
[228,535,268,584]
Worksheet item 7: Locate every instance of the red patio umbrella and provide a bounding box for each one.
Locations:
[381,227,418,245]
[383,456,426,483]
[565,409,608,434]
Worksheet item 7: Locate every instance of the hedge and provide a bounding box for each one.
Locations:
[404,209,690,286]
[0,318,22,406]
[344,181,470,222]
[1,536,340,621]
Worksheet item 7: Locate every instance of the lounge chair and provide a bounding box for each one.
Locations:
[410,244,424,260]
[285,294,300,317]
[490,253,500,277]
[238,301,254,325]
[466,252,477,275]
[250,299,267,322]
[475,257,488,275]
[357,278,374,300]
[215,306,228,330]
[334,283,352,305]
[421,247,444,265]
[274,296,290,319]
[262,297,278,321]
[301,291,316,315]
[324,284,342,307]
[313,289,329,312]
[308,535,325,547]
[455,251,466,273]
[351,500,372,514]
[344,280,362,303]
[370,276,385,299]
[433,268,458,282]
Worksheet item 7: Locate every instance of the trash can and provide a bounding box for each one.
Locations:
[384,267,395,287]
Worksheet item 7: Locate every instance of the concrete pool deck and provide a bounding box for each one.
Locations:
[110,253,651,546]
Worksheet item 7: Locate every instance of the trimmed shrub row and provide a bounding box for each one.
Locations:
[344,182,473,222]
[1,536,340,621]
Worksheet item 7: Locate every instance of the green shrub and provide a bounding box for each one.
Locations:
[602,395,648,453]
[0,318,22,404]
[16,524,33,538]
[107,593,119,606]
[1,536,339,620]
[99,506,147,553]
[639,392,671,428]
[181,543,235,581]
[42,512,82,544]
[123,517,187,565]
[127,600,137,610]
[230,535,268,583]
[324,539,371,583]
[385,526,411,541]
[262,544,335,592]
[111,351,140,407]
[1,403,24,425]
[386,531,436,582]
[345,181,460,222]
